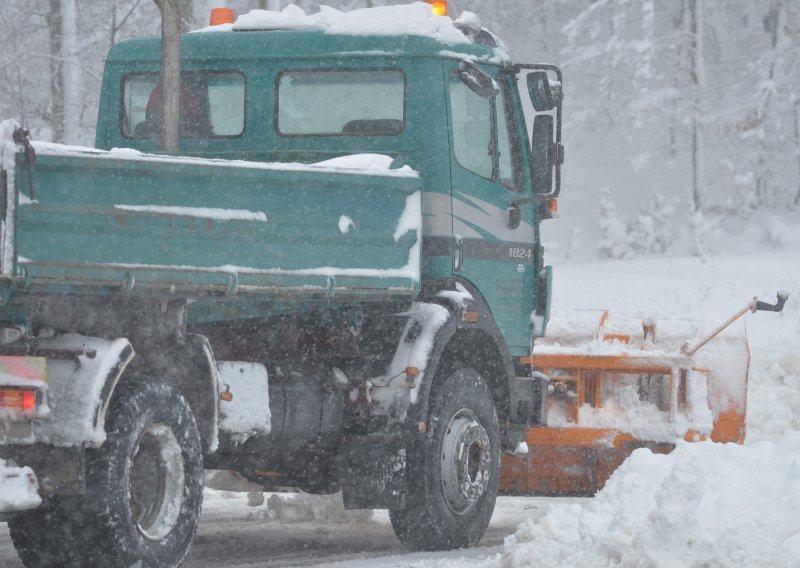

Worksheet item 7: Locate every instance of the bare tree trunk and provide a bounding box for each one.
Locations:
[757,0,784,205]
[794,97,800,207]
[61,0,80,143]
[47,0,64,143]
[178,0,195,32]
[110,0,145,46]
[688,0,704,212]
[154,0,181,153]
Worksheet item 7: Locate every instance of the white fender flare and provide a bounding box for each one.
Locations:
[29,334,134,448]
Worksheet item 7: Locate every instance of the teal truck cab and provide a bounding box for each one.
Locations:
[0,3,563,566]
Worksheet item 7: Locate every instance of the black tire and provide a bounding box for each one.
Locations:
[10,381,204,568]
[390,368,500,550]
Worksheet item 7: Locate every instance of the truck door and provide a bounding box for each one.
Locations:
[445,61,536,354]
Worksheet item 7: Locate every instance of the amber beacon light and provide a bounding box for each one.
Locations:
[210,7,235,26]
[425,0,448,17]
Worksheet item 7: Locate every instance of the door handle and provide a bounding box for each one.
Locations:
[454,236,464,272]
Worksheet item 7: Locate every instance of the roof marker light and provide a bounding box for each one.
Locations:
[210,7,235,26]
[425,0,447,17]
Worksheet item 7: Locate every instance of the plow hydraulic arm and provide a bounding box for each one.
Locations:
[682,291,788,357]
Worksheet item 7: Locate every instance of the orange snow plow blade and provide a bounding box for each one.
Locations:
[500,293,787,496]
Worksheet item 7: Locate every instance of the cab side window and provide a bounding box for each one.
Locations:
[496,89,514,188]
[449,73,518,190]
[450,77,492,179]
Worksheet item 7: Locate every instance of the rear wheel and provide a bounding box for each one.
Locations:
[86,380,204,567]
[9,381,204,568]
[390,368,500,550]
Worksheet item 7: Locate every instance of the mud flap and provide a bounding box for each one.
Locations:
[337,440,406,510]
[504,373,548,449]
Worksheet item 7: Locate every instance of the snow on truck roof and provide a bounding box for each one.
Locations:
[107,2,508,65]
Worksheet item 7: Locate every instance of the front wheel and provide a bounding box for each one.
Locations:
[390,368,500,550]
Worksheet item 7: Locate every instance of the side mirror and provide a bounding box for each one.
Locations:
[527,71,562,112]
[457,60,499,99]
[531,115,555,195]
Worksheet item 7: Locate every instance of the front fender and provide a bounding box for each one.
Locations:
[371,278,521,441]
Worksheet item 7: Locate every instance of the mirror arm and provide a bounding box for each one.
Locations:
[510,195,540,209]
[508,195,554,229]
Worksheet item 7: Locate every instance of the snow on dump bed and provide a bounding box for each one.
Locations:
[500,432,800,568]
[31,142,418,179]
[313,153,397,172]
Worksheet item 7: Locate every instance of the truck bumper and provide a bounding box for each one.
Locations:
[0,458,41,516]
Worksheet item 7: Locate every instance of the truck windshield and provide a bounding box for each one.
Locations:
[121,71,245,139]
[277,69,405,136]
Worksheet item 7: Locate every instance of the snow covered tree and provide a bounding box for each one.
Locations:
[629,193,678,255]
[596,187,632,259]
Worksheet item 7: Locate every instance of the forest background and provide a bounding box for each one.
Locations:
[0,0,797,260]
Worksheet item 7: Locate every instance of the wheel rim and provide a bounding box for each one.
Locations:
[128,423,185,541]
[440,408,491,516]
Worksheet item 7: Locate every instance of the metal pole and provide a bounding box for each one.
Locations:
[154,0,181,153]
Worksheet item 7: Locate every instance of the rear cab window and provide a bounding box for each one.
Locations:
[121,71,246,139]
[276,68,405,136]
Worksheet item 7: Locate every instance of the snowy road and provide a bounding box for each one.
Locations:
[0,493,570,568]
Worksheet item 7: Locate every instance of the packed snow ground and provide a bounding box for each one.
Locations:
[0,249,798,567]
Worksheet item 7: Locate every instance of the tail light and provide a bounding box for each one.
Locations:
[0,388,38,418]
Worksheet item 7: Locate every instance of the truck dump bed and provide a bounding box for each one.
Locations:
[2,140,421,313]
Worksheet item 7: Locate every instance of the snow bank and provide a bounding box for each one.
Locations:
[500,433,800,568]
[0,459,41,513]
[204,472,372,524]
[746,343,800,443]
[266,492,372,524]
[205,470,263,493]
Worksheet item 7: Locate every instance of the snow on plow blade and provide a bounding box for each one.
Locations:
[500,294,786,496]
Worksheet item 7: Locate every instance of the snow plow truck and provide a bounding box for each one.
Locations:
[0,2,785,567]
